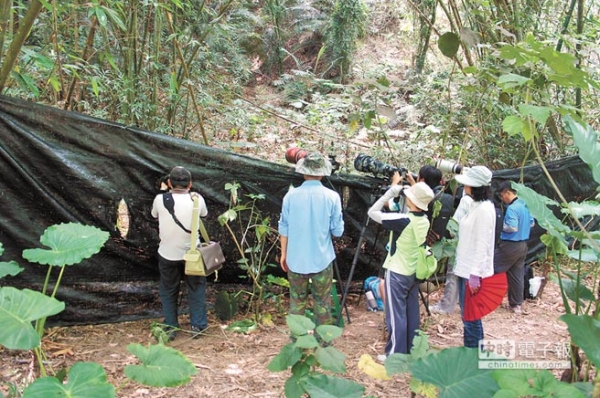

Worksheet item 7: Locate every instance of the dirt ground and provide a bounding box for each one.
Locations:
[1,278,572,398]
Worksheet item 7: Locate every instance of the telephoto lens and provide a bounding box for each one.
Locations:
[354,154,399,177]
[285,147,309,164]
[435,159,463,174]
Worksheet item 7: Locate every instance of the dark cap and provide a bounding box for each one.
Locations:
[169,166,191,187]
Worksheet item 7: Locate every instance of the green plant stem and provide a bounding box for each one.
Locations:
[51,264,67,299]
[40,265,53,296]
[33,346,46,377]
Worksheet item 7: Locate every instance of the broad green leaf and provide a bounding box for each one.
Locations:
[493,390,519,398]
[301,374,364,398]
[530,369,585,397]
[538,48,578,76]
[284,373,304,398]
[266,274,289,287]
[540,232,568,255]
[0,242,3,255]
[22,223,109,266]
[438,32,460,58]
[502,116,526,137]
[23,362,115,398]
[226,319,257,333]
[560,314,600,368]
[295,334,319,349]
[513,184,570,235]
[267,343,303,371]
[218,209,237,225]
[0,261,24,278]
[492,369,542,396]
[410,378,439,397]
[566,248,599,263]
[291,361,310,378]
[517,104,552,126]
[548,276,595,305]
[411,347,500,398]
[564,117,600,185]
[0,287,65,350]
[410,331,432,359]
[385,352,413,374]
[497,73,531,90]
[562,201,600,219]
[124,343,197,387]
[286,314,315,336]
[316,325,343,342]
[314,346,346,373]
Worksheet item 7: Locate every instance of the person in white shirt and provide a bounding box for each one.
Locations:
[453,166,495,348]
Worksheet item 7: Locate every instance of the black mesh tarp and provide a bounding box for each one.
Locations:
[0,95,595,325]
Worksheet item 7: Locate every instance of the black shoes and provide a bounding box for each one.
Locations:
[191,325,207,339]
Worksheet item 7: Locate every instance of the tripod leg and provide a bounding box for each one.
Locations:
[339,213,372,326]
[332,260,350,326]
[419,286,431,316]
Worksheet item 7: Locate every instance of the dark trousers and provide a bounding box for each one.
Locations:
[158,254,207,330]
[494,240,528,307]
[458,277,483,348]
[384,270,419,355]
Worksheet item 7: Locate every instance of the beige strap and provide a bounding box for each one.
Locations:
[190,195,211,247]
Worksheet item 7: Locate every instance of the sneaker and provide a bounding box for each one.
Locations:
[191,325,207,339]
[429,305,449,315]
[510,305,522,314]
[376,354,387,364]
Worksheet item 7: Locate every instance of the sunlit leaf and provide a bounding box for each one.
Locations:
[517,104,552,126]
[564,117,600,185]
[315,346,346,373]
[513,184,569,235]
[316,325,343,342]
[22,223,109,267]
[286,314,315,336]
[561,314,600,368]
[0,261,24,278]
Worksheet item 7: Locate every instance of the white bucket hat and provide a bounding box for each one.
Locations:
[454,165,492,187]
[295,152,332,176]
[404,182,434,211]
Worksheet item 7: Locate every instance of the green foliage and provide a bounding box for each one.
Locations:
[560,315,600,369]
[0,287,65,350]
[22,362,115,398]
[438,32,459,58]
[492,369,586,398]
[226,319,258,334]
[214,290,239,321]
[267,314,364,398]
[22,223,109,267]
[124,344,198,387]
[218,182,279,321]
[325,0,367,82]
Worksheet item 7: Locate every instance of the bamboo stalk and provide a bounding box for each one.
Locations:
[0,0,44,93]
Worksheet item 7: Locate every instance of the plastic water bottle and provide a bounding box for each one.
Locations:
[366,291,377,311]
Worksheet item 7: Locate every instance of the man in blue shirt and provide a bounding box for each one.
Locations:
[494,181,535,314]
[278,152,344,327]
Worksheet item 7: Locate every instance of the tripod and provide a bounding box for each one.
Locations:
[337,191,432,326]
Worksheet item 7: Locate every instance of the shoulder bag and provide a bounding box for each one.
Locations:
[183,195,226,277]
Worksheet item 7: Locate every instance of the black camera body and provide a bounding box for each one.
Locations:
[354,154,413,180]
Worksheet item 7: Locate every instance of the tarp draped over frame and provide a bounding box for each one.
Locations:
[0,95,595,324]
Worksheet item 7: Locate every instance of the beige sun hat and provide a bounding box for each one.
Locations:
[404,182,434,211]
[295,152,333,176]
[454,165,492,187]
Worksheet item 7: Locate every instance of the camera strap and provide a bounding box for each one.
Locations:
[162,192,192,234]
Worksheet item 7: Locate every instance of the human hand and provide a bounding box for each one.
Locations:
[280,256,289,273]
[468,274,481,294]
[391,171,403,186]
[406,172,416,186]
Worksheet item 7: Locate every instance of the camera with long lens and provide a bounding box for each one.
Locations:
[435,159,463,174]
[354,154,408,179]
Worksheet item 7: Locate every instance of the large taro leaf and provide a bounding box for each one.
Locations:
[564,116,600,185]
[0,287,65,350]
[22,223,109,266]
[513,183,570,237]
[124,343,197,387]
[492,369,586,398]
[410,347,499,398]
[23,362,115,398]
[560,314,600,368]
[301,374,364,398]
[0,261,24,279]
